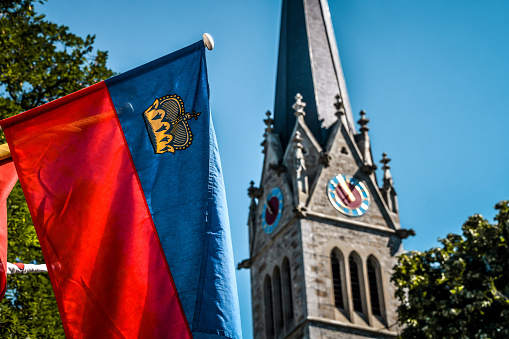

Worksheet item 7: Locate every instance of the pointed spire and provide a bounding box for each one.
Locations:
[380,152,392,186]
[248,180,263,199]
[358,110,369,133]
[334,94,345,117]
[261,111,274,154]
[380,153,398,213]
[264,110,274,134]
[356,110,376,175]
[273,0,355,149]
[292,93,306,117]
[293,130,304,147]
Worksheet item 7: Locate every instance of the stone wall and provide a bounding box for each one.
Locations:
[301,218,400,337]
[250,218,306,339]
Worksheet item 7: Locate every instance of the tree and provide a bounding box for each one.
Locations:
[392,201,509,339]
[0,1,114,337]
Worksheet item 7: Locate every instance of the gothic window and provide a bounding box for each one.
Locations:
[330,249,346,310]
[367,256,385,319]
[282,257,294,322]
[264,275,274,338]
[349,252,366,315]
[272,267,284,335]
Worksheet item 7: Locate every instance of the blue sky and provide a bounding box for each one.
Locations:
[36,1,509,338]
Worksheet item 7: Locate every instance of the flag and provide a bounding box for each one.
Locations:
[0,160,18,299]
[0,41,241,339]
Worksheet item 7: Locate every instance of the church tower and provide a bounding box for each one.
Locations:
[239,0,414,338]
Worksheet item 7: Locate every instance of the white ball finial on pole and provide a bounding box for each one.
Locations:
[203,33,214,51]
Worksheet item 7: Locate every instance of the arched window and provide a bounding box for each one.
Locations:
[282,258,293,322]
[349,253,365,315]
[273,267,284,335]
[264,275,274,338]
[330,249,346,310]
[367,256,384,318]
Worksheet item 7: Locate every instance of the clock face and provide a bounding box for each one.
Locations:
[262,187,283,234]
[327,174,370,217]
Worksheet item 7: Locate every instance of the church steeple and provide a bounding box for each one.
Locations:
[274,0,356,149]
[242,1,413,337]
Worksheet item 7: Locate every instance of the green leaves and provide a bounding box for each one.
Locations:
[392,201,509,338]
[0,184,64,338]
[0,0,115,120]
[0,0,114,336]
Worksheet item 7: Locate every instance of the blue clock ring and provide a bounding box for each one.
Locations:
[262,187,283,233]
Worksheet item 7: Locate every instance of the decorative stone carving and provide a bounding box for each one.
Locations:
[334,94,345,117]
[264,110,274,134]
[380,153,393,188]
[260,139,267,154]
[356,110,377,175]
[237,258,252,270]
[293,93,306,117]
[292,131,309,214]
[361,163,377,175]
[261,111,274,154]
[248,180,263,199]
[269,161,287,176]
[319,151,331,167]
[395,228,416,239]
[380,153,399,213]
[294,205,307,219]
[247,181,262,228]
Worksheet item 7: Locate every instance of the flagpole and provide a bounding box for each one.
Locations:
[203,33,214,50]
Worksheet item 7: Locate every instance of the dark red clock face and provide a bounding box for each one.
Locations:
[263,187,283,233]
[265,196,280,225]
[335,183,362,209]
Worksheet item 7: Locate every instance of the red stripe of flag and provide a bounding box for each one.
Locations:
[3,82,191,338]
[0,161,18,299]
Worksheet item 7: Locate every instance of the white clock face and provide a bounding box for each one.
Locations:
[327,174,370,217]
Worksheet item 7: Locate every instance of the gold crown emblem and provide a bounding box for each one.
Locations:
[143,95,200,154]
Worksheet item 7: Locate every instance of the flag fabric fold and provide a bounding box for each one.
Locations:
[0,41,241,339]
[0,160,18,300]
